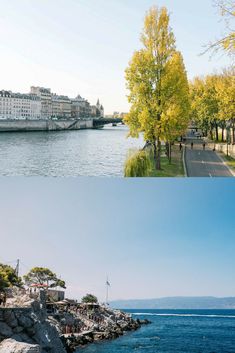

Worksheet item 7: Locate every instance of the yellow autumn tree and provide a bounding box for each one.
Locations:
[190,77,209,136]
[125,6,190,169]
[190,69,235,142]
[205,0,235,56]
[215,68,235,142]
[161,51,190,162]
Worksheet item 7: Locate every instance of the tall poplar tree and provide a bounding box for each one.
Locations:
[205,1,235,56]
[125,7,190,169]
[190,69,235,142]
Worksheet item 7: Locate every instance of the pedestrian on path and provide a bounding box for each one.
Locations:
[191,142,194,150]
[179,143,182,151]
[203,142,206,151]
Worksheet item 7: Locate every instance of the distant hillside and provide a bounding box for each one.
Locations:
[110,297,235,310]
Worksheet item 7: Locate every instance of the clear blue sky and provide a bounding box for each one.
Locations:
[1,178,235,301]
[0,0,232,113]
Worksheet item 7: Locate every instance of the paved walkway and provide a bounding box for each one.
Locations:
[185,140,233,177]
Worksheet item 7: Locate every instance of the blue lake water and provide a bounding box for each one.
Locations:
[0,126,143,177]
[79,309,235,353]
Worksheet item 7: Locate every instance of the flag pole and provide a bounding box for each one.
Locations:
[106,276,110,305]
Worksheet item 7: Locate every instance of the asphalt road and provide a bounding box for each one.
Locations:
[185,140,233,177]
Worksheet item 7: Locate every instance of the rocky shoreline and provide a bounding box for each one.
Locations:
[62,318,150,352]
[0,289,151,353]
[61,313,150,352]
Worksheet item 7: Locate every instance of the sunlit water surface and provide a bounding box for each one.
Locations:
[0,126,143,177]
[79,309,235,353]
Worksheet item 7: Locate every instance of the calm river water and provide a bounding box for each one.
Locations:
[0,126,143,177]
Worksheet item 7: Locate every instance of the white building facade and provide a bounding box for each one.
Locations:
[0,88,104,120]
[52,94,72,119]
[30,87,52,119]
[0,90,41,120]
[71,95,91,119]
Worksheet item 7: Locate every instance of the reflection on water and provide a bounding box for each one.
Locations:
[0,126,143,177]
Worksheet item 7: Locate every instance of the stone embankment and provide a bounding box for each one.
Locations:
[0,289,151,353]
[0,119,93,132]
[0,289,66,353]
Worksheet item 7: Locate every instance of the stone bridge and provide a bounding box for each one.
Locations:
[92,118,124,128]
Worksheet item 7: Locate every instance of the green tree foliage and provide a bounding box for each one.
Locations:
[124,150,152,177]
[0,271,10,292]
[0,263,22,292]
[125,6,190,169]
[81,294,98,304]
[24,267,66,289]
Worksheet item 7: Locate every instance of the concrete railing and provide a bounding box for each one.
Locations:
[208,142,235,158]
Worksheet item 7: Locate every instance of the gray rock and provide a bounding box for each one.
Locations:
[32,323,51,349]
[32,322,66,352]
[18,316,33,329]
[26,327,36,337]
[0,311,4,321]
[11,334,23,342]
[3,310,18,328]
[0,321,13,337]
[13,326,24,334]
[0,338,41,352]
[17,333,35,344]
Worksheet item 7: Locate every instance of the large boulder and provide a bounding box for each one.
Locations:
[0,321,13,337]
[18,316,34,329]
[3,310,18,328]
[32,321,66,353]
[0,338,41,352]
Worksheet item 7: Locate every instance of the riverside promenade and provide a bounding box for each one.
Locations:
[185,139,233,177]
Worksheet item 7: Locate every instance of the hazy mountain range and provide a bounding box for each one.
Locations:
[110,297,235,309]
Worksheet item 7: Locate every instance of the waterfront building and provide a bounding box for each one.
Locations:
[91,99,104,118]
[71,95,92,119]
[113,112,127,119]
[47,289,65,302]
[0,90,41,120]
[52,94,72,119]
[0,87,104,121]
[30,86,52,119]
[113,112,120,118]
[96,99,104,118]
[91,105,98,117]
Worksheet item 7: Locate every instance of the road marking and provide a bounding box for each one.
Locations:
[215,152,235,177]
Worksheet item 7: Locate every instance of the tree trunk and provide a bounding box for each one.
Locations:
[153,141,157,164]
[169,142,172,164]
[209,127,213,140]
[156,139,161,170]
[165,142,169,160]
[232,122,235,145]
[222,128,224,142]
[215,124,219,141]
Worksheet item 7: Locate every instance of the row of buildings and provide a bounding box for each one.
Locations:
[0,87,104,120]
